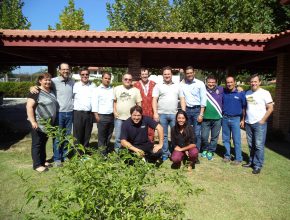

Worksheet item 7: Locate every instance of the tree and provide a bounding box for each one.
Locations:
[0,0,31,74]
[48,0,89,30]
[0,0,31,29]
[174,0,290,33]
[106,0,181,31]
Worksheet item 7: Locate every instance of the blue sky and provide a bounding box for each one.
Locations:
[14,0,113,74]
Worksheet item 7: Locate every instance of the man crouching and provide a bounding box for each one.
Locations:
[121,105,163,162]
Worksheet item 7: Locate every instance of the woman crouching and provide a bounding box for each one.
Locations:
[171,110,199,171]
[26,73,58,172]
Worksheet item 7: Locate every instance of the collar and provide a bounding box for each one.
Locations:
[58,75,70,82]
[130,118,143,126]
[226,88,238,93]
[140,80,150,86]
[100,83,111,89]
[185,78,196,84]
[80,81,91,86]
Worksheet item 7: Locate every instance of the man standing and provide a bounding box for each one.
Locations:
[92,72,114,153]
[73,68,96,148]
[152,66,181,161]
[113,73,142,152]
[180,66,207,152]
[134,68,156,142]
[201,75,223,160]
[222,76,246,165]
[243,74,273,174]
[52,63,74,166]
[121,105,163,161]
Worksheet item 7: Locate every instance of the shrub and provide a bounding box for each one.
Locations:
[21,121,196,219]
[0,82,34,98]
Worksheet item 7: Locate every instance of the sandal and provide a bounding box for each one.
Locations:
[35,166,48,173]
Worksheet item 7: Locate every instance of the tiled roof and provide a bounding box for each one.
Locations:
[0,29,274,43]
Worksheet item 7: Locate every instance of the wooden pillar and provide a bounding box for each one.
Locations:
[48,63,57,77]
[128,50,141,81]
[273,53,290,139]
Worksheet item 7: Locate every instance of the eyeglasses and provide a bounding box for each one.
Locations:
[124,78,132,81]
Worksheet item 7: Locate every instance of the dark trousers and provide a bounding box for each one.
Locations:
[97,114,114,148]
[31,128,48,169]
[73,111,93,148]
[136,142,163,161]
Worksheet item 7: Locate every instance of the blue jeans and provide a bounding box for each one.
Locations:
[201,119,222,153]
[186,107,201,150]
[245,122,267,169]
[53,111,73,162]
[159,114,175,157]
[222,116,242,161]
[114,119,124,152]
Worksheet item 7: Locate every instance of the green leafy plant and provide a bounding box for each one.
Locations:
[21,120,197,219]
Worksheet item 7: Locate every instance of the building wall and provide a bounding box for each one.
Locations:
[273,53,290,138]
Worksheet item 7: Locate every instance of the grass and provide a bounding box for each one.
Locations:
[0,135,290,220]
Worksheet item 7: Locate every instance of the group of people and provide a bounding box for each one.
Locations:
[26,63,273,175]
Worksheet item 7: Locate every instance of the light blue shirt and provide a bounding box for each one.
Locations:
[91,84,114,114]
[180,78,207,107]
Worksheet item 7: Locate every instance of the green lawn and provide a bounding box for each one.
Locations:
[1,136,290,220]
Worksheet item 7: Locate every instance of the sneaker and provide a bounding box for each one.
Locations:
[54,161,63,167]
[162,156,168,161]
[230,160,242,166]
[222,157,231,163]
[206,152,213,160]
[201,150,207,158]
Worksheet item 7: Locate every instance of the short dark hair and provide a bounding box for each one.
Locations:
[140,67,148,72]
[162,66,172,73]
[249,74,261,81]
[58,63,70,70]
[36,73,52,86]
[206,75,217,81]
[130,105,143,115]
[102,71,111,78]
[185,66,194,71]
[79,67,89,74]
[226,75,235,82]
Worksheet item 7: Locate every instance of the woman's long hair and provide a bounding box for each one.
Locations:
[173,110,192,145]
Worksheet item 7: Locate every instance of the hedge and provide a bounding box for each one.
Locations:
[0,82,34,98]
[0,81,276,98]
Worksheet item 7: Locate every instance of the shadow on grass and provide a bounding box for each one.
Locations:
[266,141,290,160]
[214,144,250,162]
[0,120,30,150]
[0,102,30,150]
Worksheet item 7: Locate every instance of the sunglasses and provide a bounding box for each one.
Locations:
[124,78,132,81]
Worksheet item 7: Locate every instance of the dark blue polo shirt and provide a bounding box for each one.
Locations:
[223,89,246,116]
[120,116,158,148]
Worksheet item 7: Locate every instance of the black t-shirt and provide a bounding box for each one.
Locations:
[120,116,158,147]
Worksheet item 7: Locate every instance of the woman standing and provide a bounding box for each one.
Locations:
[171,110,199,171]
[26,73,58,172]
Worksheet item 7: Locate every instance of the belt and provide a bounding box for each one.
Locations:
[223,114,240,118]
[186,105,201,109]
[74,110,91,114]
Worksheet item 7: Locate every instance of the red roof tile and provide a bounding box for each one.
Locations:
[0,29,274,43]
